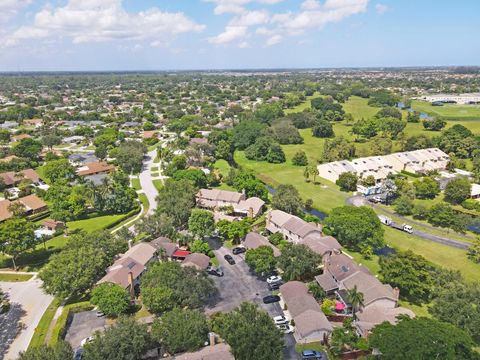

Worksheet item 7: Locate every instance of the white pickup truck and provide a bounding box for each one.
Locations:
[378,215,413,234]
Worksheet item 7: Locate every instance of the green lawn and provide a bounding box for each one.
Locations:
[343,96,380,120]
[150,166,159,172]
[131,178,141,191]
[28,298,60,349]
[151,172,159,177]
[411,100,480,121]
[0,273,33,282]
[295,342,324,353]
[213,159,231,177]
[285,92,321,114]
[67,214,126,233]
[153,179,163,191]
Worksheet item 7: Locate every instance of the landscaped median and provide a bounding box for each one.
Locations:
[0,273,33,282]
[28,298,61,349]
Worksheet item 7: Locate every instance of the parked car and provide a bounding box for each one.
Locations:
[80,336,94,346]
[262,295,280,304]
[268,282,282,291]
[207,265,224,277]
[95,310,105,317]
[224,254,236,265]
[74,348,84,360]
[277,324,294,334]
[266,275,282,284]
[232,246,246,255]
[273,315,289,325]
[301,350,325,359]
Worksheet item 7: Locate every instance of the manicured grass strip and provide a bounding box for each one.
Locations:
[284,92,321,114]
[151,172,160,177]
[67,214,126,233]
[150,166,159,172]
[153,179,163,192]
[295,341,324,353]
[28,298,61,349]
[0,273,33,282]
[131,178,141,191]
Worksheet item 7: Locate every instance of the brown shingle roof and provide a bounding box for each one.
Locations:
[182,253,210,270]
[77,162,114,176]
[299,234,341,256]
[243,232,281,257]
[169,343,234,360]
[122,242,157,266]
[97,257,145,289]
[294,309,333,337]
[18,194,47,212]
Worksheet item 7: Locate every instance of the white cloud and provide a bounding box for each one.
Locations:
[0,0,31,23]
[375,3,388,14]
[206,0,283,15]
[209,25,248,44]
[4,0,204,47]
[211,0,368,47]
[266,34,282,46]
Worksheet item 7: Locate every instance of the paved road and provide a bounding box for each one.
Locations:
[347,196,471,250]
[138,149,158,215]
[0,277,53,360]
[205,239,297,359]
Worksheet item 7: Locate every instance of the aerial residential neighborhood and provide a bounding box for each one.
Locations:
[1,1,480,360]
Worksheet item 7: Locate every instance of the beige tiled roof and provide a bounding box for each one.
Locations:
[243,232,281,257]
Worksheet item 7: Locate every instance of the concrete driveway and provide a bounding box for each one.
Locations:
[0,277,53,360]
[64,310,106,349]
[205,238,297,359]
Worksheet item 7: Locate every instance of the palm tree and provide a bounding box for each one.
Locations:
[311,166,319,184]
[303,166,310,182]
[346,285,364,319]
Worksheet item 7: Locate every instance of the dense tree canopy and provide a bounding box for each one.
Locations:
[369,317,478,360]
[140,262,216,313]
[271,184,304,216]
[379,250,434,303]
[83,317,152,360]
[91,283,131,317]
[245,245,277,274]
[18,342,73,360]
[324,206,385,251]
[0,218,36,270]
[188,209,215,238]
[277,243,322,281]
[444,178,471,205]
[211,302,284,360]
[155,179,197,228]
[151,308,209,354]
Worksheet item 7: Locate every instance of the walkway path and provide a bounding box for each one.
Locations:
[138,149,159,215]
[347,196,471,250]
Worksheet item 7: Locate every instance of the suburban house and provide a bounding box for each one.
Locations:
[280,281,333,344]
[142,131,157,139]
[181,253,211,271]
[97,242,157,296]
[68,153,99,167]
[23,118,43,128]
[76,161,114,177]
[266,209,321,243]
[189,137,208,146]
[166,340,233,360]
[243,232,281,257]
[471,183,480,200]
[150,236,178,260]
[317,148,449,183]
[41,219,65,232]
[0,194,48,222]
[298,234,342,257]
[11,133,32,142]
[0,169,42,187]
[62,135,85,145]
[355,306,415,337]
[196,189,265,218]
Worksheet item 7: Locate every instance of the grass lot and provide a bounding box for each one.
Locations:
[67,214,126,233]
[411,100,480,121]
[0,273,33,282]
[213,159,231,177]
[295,341,324,353]
[343,96,380,120]
[28,298,60,349]
[285,92,321,114]
[153,179,163,191]
[150,166,159,172]
[151,172,159,177]
[131,177,141,191]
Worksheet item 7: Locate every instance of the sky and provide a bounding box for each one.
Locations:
[0,0,479,71]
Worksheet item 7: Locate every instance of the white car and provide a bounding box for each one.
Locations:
[273,315,289,325]
[80,336,94,346]
[277,324,294,334]
[266,275,282,284]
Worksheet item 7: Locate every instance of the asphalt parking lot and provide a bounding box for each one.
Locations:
[205,238,297,359]
[64,310,106,349]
